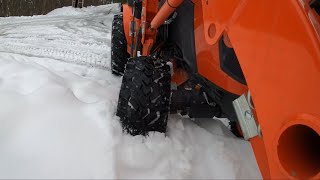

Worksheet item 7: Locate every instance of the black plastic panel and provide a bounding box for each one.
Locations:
[219,38,247,85]
[168,0,197,73]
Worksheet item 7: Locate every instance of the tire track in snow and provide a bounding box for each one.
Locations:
[0,36,109,52]
[0,43,110,69]
[0,8,114,28]
[0,8,114,69]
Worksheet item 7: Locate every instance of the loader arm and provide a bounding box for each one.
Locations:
[198,0,320,179]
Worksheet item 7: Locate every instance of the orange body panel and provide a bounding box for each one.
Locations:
[195,0,320,179]
[122,4,134,54]
[123,1,158,56]
[194,1,248,96]
[141,0,158,55]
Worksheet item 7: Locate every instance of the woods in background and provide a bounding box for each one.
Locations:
[0,0,125,17]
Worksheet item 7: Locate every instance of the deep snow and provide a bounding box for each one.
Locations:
[0,4,262,179]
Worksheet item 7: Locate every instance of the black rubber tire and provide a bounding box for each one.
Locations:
[111,14,130,76]
[116,56,171,136]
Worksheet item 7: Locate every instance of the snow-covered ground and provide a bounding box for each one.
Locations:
[0,4,262,179]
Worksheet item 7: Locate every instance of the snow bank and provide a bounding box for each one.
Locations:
[0,4,262,179]
[47,4,121,17]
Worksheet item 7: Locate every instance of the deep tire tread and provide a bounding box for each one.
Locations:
[111,14,130,76]
[116,56,171,136]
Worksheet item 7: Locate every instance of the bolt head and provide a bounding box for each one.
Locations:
[245,110,253,120]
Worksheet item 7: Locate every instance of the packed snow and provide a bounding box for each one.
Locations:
[0,4,262,179]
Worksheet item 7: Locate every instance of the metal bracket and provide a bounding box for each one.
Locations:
[233,94,259,140]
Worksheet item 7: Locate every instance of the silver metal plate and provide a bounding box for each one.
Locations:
[233,94,259,140]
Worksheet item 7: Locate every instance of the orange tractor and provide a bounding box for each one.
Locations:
[111,0,320,179]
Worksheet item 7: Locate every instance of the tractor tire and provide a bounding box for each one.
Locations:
[111,14,130,76]
[116,56,171,136]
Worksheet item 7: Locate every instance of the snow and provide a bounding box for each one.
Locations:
[0,4,262,179]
